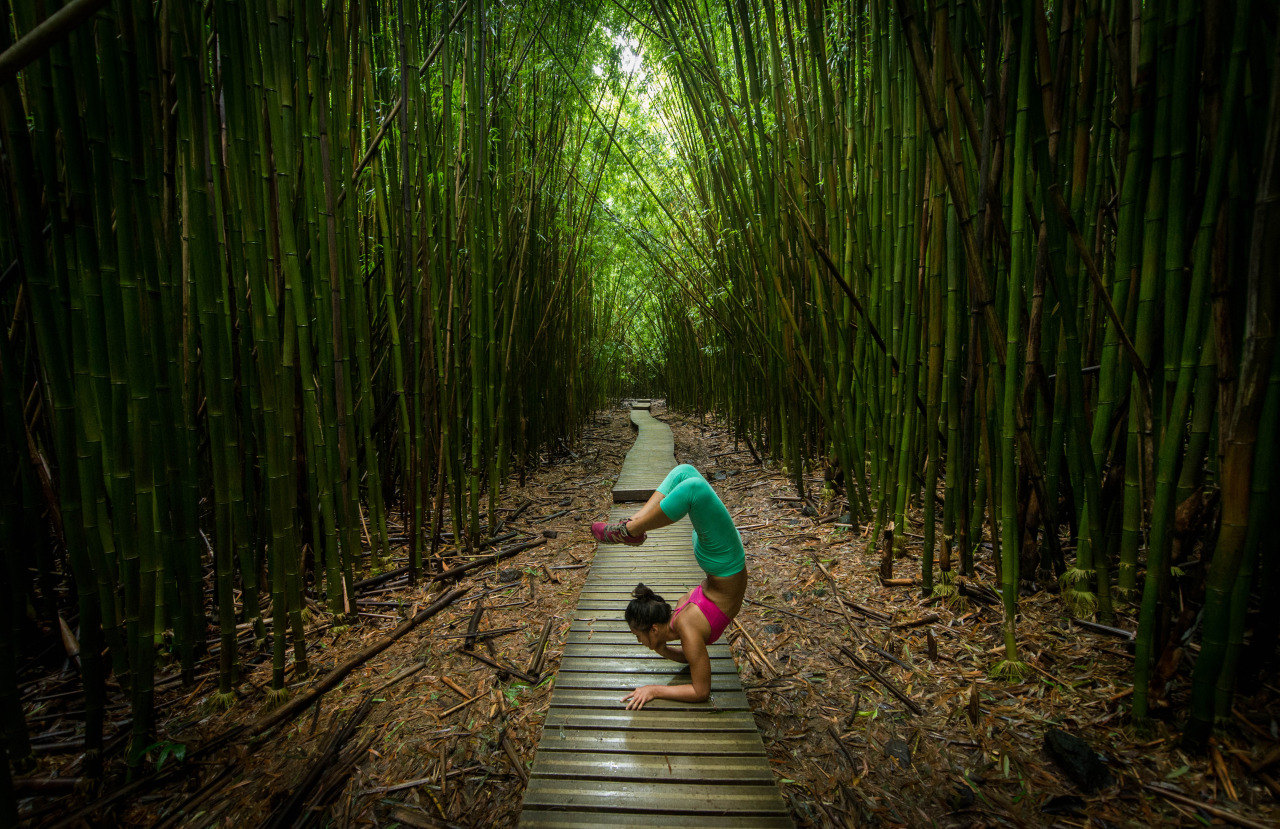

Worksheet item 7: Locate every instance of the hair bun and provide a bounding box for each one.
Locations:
[625,583,671,629]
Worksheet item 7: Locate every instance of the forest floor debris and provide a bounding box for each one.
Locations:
[664,407,1280,828]
[15,403,1280,827]
[18,408,632,827]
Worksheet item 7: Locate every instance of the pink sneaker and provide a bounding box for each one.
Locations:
[591,520,646,545]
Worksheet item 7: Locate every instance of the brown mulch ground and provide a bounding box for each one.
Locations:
[663,407,1280,828]
[16,403,1280,827]
[19,409,628,827]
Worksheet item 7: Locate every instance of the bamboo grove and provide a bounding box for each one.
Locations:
[629,0,1279,748]
[0,0,640,778]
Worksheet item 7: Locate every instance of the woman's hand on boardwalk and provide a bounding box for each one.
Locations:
[622,685,662,710]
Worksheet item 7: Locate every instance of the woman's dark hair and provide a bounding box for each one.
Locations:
[625,583,671,631]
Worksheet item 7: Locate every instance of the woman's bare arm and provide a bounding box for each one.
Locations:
[623,629,711,709]
[655,642,687,662]
[681,632,712,700]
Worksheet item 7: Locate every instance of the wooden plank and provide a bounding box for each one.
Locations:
[580,577,703,586]
[569,621,714,633]
[543,708,759,731]
[528,729,767,755]
[584,566,699,573]
[612,489,655,502]
[544,688,751,710]
[583,568,696,575]
[583,568,697,576]
[522,779,788,815]
[520,811,792,828]
[578,585,701,592]
[556,656,741,674]
[573,604,702,616]
[560,643,733,660]
[582,566,701,573]
[586,569,699,575]
[588,551,699,557]
[593,542,695,548]
[577,590,700,600]
[586,565,701,572]
[589,563,698,569]
[529,750,772,782]
[559,640,733,661]
[566,620,640,629]
[593,542,697,548]
[567,621,683,632]
[574,594,701,604]
[547,671,747,692]
[574,598,698,608]
[583,571,696,578]
[560,642,732,660]
[555,650,739,668]
[586,562,696,570]
[563,631,733,649]
[587,566,699,571]
[589,556,700,563]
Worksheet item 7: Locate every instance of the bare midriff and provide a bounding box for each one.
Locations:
[702,567,748,620]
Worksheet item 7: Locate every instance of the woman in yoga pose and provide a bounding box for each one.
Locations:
[591,464,746,710]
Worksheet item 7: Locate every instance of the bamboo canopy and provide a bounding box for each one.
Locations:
[624,0,1278,748]
[0,0,633,778]
[0,0,1278,811]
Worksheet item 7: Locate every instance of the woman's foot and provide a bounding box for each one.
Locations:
[592,520,646,545]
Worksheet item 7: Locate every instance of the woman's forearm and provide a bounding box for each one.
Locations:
[653,683,708,703]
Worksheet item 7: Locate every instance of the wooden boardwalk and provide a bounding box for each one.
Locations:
[519,408,792,827]
[611,405,670,502]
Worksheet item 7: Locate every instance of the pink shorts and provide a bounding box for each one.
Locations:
[674,585,732,644]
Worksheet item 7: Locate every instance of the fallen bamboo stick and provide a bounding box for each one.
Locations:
[465,599,486,651]
[352,533,521,593]
[865,644,914,673]
[263,695,374,829]
[440,676,471,698]
[527,617,555,677]
[458,649,538,684]
[500,728,529,782]
[838,644,924,716]
[1070,617,1136,640]
[251,586,469,739]
[744,597,835,627]
[50,589,470,827]
[1143,783,1271,829]
[731,620,777,677]
[432,538,547,582]
[439,693,484,719]
[435,625,522,642]
[892,613,940,629]
[827,724,860,770]
[815,561,890,625]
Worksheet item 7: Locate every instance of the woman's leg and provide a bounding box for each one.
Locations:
[623,490,675,535]
[626,465,705,534]
[649,469,744,579]
[655,464,705,494]
[595,465,716,542]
